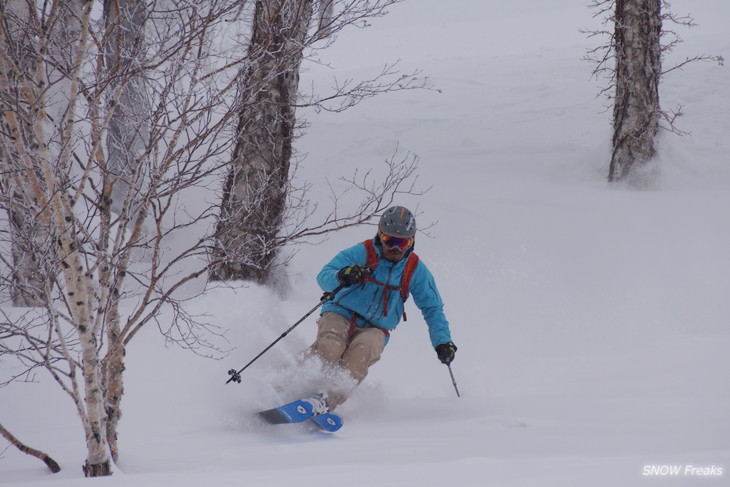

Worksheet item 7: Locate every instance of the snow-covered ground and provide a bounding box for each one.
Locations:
[2,1,729,486]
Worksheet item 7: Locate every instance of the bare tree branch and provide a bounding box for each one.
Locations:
[0,422,61,473]
[0,0,427,474]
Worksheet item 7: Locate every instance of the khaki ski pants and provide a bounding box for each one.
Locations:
[310,312,386,410]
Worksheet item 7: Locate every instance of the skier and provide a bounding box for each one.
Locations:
[308,205,456,413]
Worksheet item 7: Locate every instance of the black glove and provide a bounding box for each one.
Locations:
[336,265,369,286]
[435,342,457,365]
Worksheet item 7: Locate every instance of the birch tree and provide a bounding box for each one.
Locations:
[585,0,724,182]
[0,0,245,476]
[2,0,57,307]
[1,0,424,476]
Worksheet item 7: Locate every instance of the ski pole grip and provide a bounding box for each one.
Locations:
[227,369,242,384]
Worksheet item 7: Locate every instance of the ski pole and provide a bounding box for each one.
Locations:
[447,364,461,398]
[226,283,346,384]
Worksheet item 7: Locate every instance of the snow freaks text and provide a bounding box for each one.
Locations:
[642,465,724,478]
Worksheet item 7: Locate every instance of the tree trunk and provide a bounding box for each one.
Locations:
[609,0,662,181]
[46,0,114,475]
[99,0,148,462]
[102,338,125,463]
[210,0,314,284]
[2,0,54,307]
[103,0,150,217]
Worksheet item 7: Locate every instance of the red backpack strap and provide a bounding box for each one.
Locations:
[400,252,419,301]
[363,239,379,270]
[363,239,418,298]
[362,240,419,320]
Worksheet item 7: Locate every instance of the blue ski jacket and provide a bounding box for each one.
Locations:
[317,239,452,348]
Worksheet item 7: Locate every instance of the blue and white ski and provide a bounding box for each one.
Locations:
[309,412,343,432]
[258,399,343,432]
[258,399,314,424]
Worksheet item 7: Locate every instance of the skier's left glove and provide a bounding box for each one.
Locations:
[435,342,457,365]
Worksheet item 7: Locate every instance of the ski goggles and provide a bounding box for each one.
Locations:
[380,233,414,251]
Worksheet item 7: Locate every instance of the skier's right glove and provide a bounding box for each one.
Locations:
[336,265,369,286]
[435,342,457,365]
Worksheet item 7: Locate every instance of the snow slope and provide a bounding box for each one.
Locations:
[2,1,729,486]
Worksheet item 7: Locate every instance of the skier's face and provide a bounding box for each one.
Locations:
[379,231,413,262]
[378,231,413,262]
[382,245,406,262]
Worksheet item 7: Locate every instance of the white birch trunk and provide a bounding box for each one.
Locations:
[2,0,52,306]
[0,0,113,475]
[48,0,113,475]
[100,0,150,461]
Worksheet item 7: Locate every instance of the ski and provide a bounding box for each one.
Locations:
[309,412,343,432]
[257,398,343,432]
[258,399,314,424]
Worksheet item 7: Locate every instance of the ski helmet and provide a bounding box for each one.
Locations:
[378,206,416,238]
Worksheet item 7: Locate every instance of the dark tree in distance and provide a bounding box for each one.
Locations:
[584,0,724,182]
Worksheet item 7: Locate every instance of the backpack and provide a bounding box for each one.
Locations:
[362,239,420,320]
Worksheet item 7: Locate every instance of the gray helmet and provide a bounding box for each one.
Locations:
[378,206,416,238]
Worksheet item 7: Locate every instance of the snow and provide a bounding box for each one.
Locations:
[2,0,729,485]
